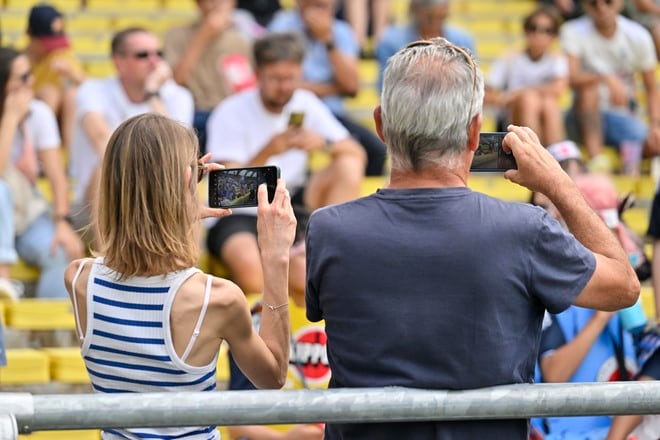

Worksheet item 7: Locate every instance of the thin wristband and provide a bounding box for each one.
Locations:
[263,301,288,311]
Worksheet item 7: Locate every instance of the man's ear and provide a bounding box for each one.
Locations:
[467,113,483,152]
[373,105,385,142]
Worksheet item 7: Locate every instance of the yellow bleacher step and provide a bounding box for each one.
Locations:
[641,285,656,320]
[7,299,76,331]
[622,207,650,237]
[9,259,40,284]
[19,430,100,440]
[0,348,50,385]
[468,173,531,202]
[216,343,230,384]
[41,347,89,384]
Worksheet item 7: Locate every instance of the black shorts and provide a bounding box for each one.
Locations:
[206,187,305,257]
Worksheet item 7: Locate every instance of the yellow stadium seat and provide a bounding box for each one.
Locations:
[67,14,113,34]
[19,430,100,440]
[622,207,650,237]
[10,259,40,284]
[0,348,50,385]
[85,0,160,11]
[41,347,89,384]
[82,59,115,78]
[640,285,656,320]
[216,343,230,384]
[7,299,76,331]
[162,0,196,12]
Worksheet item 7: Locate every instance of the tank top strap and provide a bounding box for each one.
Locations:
[180,274,213,363]
[71,258,93,341]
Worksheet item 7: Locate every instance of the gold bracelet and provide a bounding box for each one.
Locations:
[263,301,288,311]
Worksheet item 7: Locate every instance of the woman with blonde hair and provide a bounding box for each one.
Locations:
[64,113,296,440]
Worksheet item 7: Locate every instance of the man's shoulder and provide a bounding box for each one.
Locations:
[162,80,193,100]
[216,88,259,111]
[268,9,299,30]
[617,14,654,40]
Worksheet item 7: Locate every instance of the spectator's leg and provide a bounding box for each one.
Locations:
[510,89,543,143]
[0,180,18,279]
[15,213,69,299]
[206,216,263,294]
[305,152,365,210]
[602,110,646,175]
[540,92,567,146]
[335,114,387,176]
[575,84,604,158]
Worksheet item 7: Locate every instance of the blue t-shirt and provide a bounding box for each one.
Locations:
[375,23,476,91]
[268,9,359,116]
[306,187,596,440]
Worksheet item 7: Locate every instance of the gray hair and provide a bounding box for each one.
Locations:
[410,0,450,7]
[379,37,484,171]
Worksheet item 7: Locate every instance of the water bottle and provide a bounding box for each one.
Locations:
[618,298,647,334]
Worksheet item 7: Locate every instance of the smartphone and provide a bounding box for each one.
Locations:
[208,166,280,208]
[470,132,517,172]
[288,112,305,128]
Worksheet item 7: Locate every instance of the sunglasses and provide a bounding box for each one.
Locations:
[525,24,556,35]
[587,0,614,7]
[129,50,164,60]
[403,39,478,135]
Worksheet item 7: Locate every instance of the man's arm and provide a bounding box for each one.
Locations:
[504,125,640,311]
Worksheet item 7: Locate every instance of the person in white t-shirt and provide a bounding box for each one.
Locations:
[560,0,660,174]
[206,31,365,294]
[485,6,569,147]
[0,47,83,300]
[70,27,194,245]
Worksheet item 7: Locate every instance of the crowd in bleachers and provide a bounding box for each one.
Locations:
[2,0,660,439]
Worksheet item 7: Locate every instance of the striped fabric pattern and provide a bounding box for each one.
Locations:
[81,261,220,440]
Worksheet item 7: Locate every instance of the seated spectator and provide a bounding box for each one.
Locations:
[0,46,83,299]
[337,0,391,58]
[375,0,476,91]
[485,6,569,147]
[164,0,260,154]
[206,32,365,294]
[606,326,660,439]
[536,173,645,439]
[70,27,193,247]
[560,0,660,174]
[227,207,327,440]
[269,0,387,176]
[24,4,85,152]
[624,0,660,58]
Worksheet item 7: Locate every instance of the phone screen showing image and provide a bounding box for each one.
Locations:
[471,132,517,172]
[288,112,305,128]
[208,166,280,208]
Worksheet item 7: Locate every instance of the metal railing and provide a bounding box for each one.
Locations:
[2,382,660,437]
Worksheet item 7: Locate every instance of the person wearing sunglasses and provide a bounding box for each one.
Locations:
[24,3,85,153]
[304,37,640,439]
[485,6,571,149]
[0,46,84,300]
[64,112,297,440]
[560,0,660,174]
[68,27,194,248]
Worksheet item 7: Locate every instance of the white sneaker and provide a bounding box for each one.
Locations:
[0,279,23,301]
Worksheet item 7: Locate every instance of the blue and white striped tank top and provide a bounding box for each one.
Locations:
[73,258,220,440]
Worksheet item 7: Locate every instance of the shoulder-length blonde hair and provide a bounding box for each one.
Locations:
[96,113,199,278]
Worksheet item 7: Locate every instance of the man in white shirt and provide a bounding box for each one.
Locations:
[206,31,365,294]
[70,27,194,244]
[560,0,660,173]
